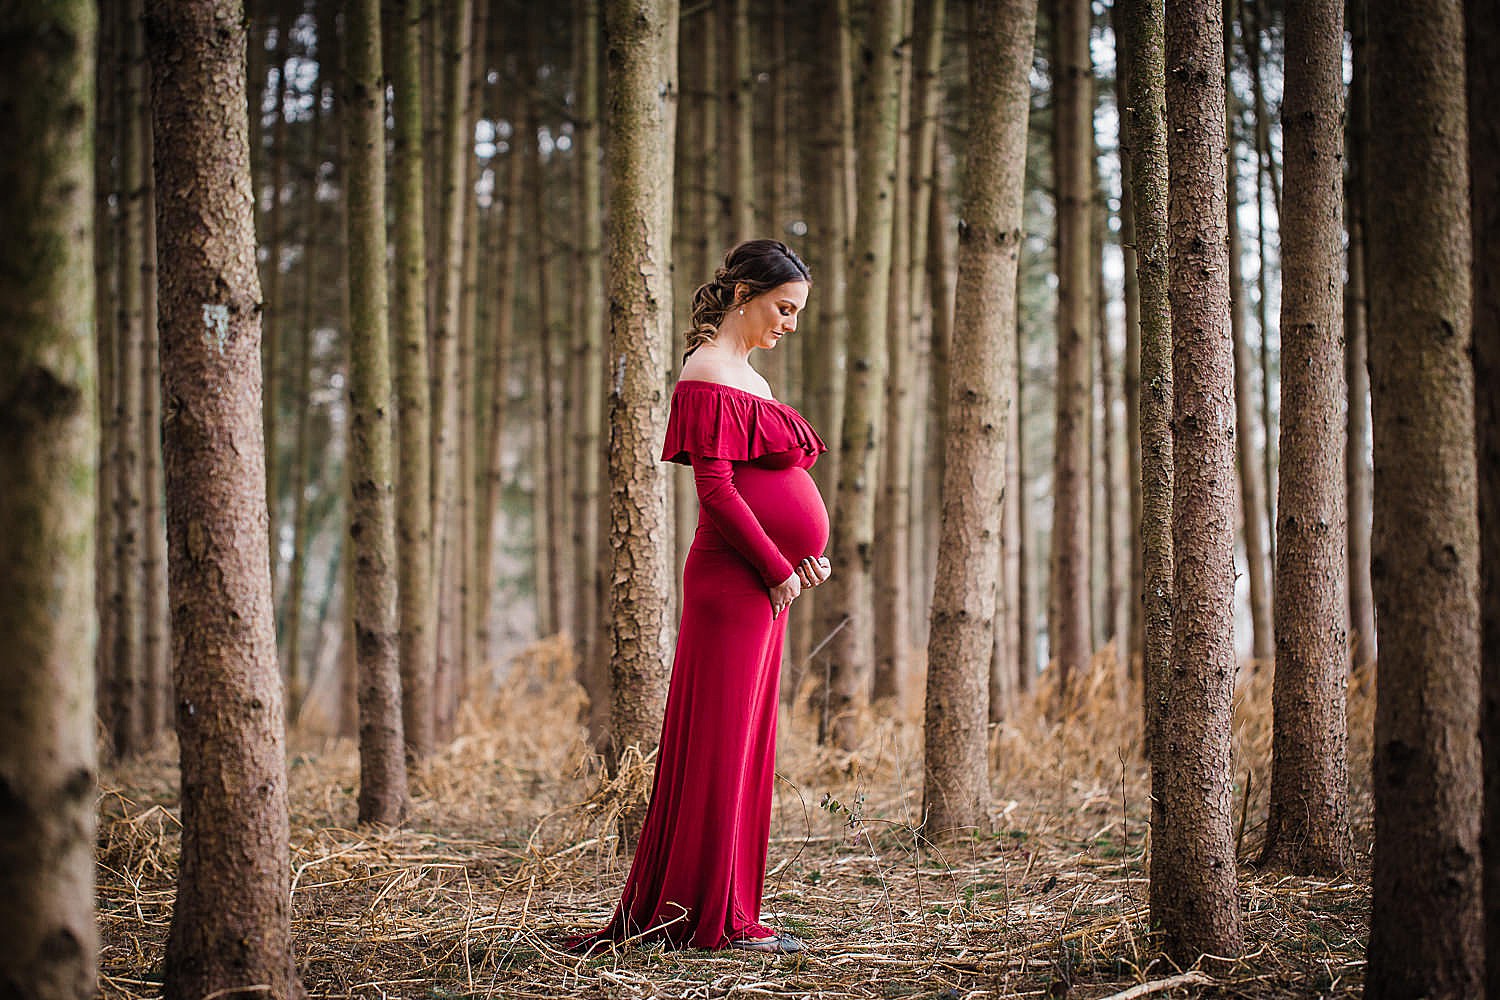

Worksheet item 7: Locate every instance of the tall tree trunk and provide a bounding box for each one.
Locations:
[1120,0,1172,763]
[283,72,322,726]
[603,0,678,773]
[873,8,914,705]
[145,0,304,994]
[1152,0,1244,964]
[112,0,148,759]
[1114,0,1145,675]
[1344,0,1375,668]
[94,0,120,742]
[1014,287,1033,695]
[392,0,436,759]
[0,0,98,990]
[261,0,293,591]
[1223,12,1274,663]
[1048,0,1093,703]
[1095,153,1121,651]
[923,0,1036,839]
[343,0,408,825]
[139,37,169,740]
[1464,1,1500,995]
[431,0,473,742]
[1364,0,1482,995]
[1243,0,1277,568]
[1468,2,1500,995]
[575,0,610,747]
[1259,0,1352,874]
[822,0,902,749]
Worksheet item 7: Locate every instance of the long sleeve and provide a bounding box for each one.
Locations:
[692,453,795,588]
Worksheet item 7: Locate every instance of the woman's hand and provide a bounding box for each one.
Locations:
[770,572,802,619]
[795,555,832,589]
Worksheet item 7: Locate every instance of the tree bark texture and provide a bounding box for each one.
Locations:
[1119,0,1172,761]
[1047,0,1093,701]
[1468,1,1500,994]
[143,0,305,995]
[0,0,99,993]
[1260,0,1351,874]
[1152,0,1244,964]
[392,0,436,759]
[823,0,902,749]
[922,0,1036,841]
[1364,0,1482,995]
[343,0,408,825]
[603,0,678,771]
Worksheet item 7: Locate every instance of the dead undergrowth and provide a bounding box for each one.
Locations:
[98,636,1373,999]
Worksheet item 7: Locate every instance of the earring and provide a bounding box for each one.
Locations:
[739,308,745,315]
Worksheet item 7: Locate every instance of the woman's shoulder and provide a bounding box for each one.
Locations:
[677,356,774,400]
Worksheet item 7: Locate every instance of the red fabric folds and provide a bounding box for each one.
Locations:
[661,379,828,466]
[571,378,831,952]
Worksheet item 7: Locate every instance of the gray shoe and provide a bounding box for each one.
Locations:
[730,933,804,955]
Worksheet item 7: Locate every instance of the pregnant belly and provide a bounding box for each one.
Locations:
[731,464,830,562]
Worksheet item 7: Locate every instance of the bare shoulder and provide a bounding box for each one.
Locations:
[678,353,774,399]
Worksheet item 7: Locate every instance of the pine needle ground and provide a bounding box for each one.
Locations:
[98,636,1372,999]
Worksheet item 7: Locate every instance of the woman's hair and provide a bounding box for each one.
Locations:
[683,239,812,360]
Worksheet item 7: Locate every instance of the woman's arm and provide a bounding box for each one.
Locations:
[691,453,796,588]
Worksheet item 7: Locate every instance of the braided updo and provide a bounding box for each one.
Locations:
[683,239,812,362]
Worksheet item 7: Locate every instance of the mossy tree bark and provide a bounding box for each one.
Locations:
[922,0,1036,841]
[603,0,678,778]
[1364,0,1482,995]
[1151,0,1244,964]
[144,0,305,994]
[1469,1,1500,993]
[0,0,99,992]
[392,0,436,760]
[1047,0,1094,704]
[1260,0,1352,875]
[823,0,901,749]
[342,0,408,826]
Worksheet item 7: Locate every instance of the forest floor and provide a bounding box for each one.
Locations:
[98,636,1373,1000]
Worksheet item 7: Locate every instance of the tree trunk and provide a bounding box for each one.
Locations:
[923,0,1036,840]
[1364,0,1482,995]
[1345,0,1375,668]
[1119,0,1172,763]
[1242,0,1277,569]
[343,0,408,825]
[145,0,305,993]
[575,0,610,747]
[1467,1,1500,995]
[112,0,148,759]
[603,0,678,774]
[822,0,902,749]
[261,0,293,589]
[1047,0,1093,702]
[392,0,436,759]
[1259,0,1352,874]
[0,0,98,991]
[1224,20,1274,664]
[94,0,120,745]
[1152,0,1244,964]
[431,0,473,743]
[1114,0,1145,676]
[873,9,914,705]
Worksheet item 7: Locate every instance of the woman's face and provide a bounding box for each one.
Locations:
[739,280,809,351]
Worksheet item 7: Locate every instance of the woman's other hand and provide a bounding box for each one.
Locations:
[770,572,802,619]
[795,555,831,589]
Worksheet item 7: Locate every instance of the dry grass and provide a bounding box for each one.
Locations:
[98,636,1372,999]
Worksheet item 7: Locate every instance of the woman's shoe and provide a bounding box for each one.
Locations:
[729,932,804,954]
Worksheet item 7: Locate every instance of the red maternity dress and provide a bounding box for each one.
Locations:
[580,378,829,951]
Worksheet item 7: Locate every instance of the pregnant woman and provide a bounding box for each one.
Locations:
[576,239,832,955]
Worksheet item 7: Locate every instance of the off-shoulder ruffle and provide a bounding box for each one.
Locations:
[661,380,828,466]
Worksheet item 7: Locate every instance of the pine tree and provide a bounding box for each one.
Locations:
[145,0,304,994]
[922,0,1037,840]
[0,0,99,991]
[1364,0,1482,994]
